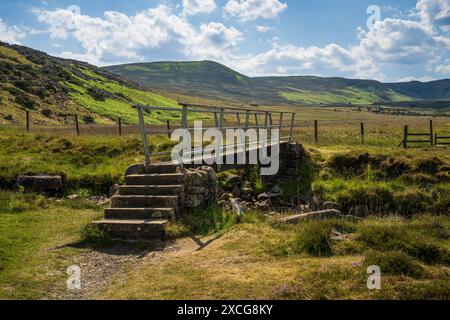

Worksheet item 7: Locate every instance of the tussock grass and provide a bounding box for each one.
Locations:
[0,130,175,195]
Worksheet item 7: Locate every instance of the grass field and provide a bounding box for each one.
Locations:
[0,109,449,300]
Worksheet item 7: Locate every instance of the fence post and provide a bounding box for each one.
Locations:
[218,108,225,171]
[245,111,250,155]
[137,107,151,169]
[166,120,171,138]
[279,112,284,132]
[118,118,122,136]
[314,120,318,143]
[26,111,30,132]
[429,119,434,147]
[75,114,80,136]
[254,114,260,144]
[403,125,408,149]
[214,112,219,128]
[435,133,438,147]
[289,113,295,143]
[360,122,365,144]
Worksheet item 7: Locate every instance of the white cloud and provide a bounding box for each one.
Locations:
[256,25,272,33]
[416,0,450,31]
[35,5,242,66]
[33,1,450,81]
[182,0,217,16]
[0,19,26,44]
[224,0,287,22]
[358,18,450,65]
[184,22,243,60]
[397,76,436,82]
[231,42,381,79]
[435,58,450,73]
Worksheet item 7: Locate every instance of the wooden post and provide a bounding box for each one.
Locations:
[254,114,260,143]
[435,133,438,147]
[429,119,434,147]
[26,111,30,132]
[166,120,171,138]
[279,112,284,132]
[289,113,295,143]
[75,114,80,136]
[360,122,365,144]
[118,118,122,136]
[314,120,318,143]
[403,125,408,149]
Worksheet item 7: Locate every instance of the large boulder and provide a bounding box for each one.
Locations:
[17,175,62,194]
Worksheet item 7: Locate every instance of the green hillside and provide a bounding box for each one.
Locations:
[105,61,450,107]
[0,42,180,125]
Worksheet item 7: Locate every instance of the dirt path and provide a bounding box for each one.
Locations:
[59,236,210,300]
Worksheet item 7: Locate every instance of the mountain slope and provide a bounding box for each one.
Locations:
[0,42,179,125]
[105,61,450,107]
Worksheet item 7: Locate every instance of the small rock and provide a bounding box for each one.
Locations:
[258,193,270,201]
[241,194,252,201]
[271,185,283,194]
[242,181,252,189]
[67,194,80,200]
[109,184,119,197]
[232,185,242,198]
[219,193,231,201]
[227,175,242,185]
[255,199,271,210]
[218,200,228,209]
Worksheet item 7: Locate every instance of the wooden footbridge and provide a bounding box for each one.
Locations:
[93,103,297,240]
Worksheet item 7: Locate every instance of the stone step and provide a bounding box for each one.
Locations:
[148,163,179,174]
[118,185,184,196]
[105,208,174,220]
[111,195,179,208]
[92,219,168,240]
[125,174,185,186]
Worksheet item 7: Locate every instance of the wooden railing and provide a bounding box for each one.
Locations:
[134,103,296,168]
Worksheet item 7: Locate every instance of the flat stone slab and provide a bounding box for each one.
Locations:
[93,219,168,240]
[16,175,62,193]
[280,209,344,224]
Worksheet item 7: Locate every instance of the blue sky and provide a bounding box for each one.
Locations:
[0,0,449,82]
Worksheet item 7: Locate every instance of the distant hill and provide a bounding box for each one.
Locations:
[0,42,178,124]
[105,61,450,108]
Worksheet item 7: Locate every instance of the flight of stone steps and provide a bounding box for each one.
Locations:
[93,163,185,241]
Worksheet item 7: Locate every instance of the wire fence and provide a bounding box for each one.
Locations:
[1,109,449,148]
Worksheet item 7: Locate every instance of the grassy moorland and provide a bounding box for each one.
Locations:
[0,42,199,125]
[0,110,449,300]
[105,60,450,107]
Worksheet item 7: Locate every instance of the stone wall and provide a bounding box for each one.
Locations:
[262,142,305,187]
[183,166,218,209]
[181,142,306,211]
